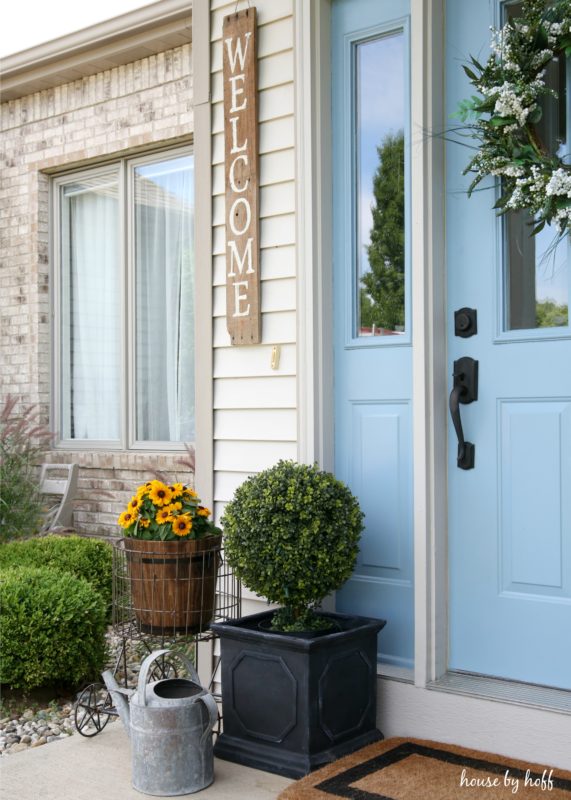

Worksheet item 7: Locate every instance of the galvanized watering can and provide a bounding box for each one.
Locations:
[103,649,218,796]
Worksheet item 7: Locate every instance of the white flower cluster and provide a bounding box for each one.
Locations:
[491,81,531,126]
[492,164,525,179]
[546,168,571,199]
[547,21,563,45]
[531,48,553,69]
[506,166,548,211]
[554,207,571,232]
[490,26,509,59]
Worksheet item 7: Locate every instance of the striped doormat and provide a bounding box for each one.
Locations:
[278,738,571,799]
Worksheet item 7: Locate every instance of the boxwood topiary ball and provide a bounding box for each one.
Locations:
[222,460,364,626]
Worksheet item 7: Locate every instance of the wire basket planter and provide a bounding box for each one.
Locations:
[74,536,240,738]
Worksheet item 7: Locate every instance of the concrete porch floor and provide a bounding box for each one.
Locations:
[0,721,293,800]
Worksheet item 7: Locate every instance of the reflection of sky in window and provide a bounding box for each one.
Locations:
[357,32,404,278]
[135,156,194,208]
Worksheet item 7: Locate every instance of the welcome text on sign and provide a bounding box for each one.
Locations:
[223,8,260,345]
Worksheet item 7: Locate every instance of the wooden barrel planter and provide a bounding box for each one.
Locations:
[122,535,222,635]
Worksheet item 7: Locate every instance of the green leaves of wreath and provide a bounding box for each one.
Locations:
[455,0,571,237]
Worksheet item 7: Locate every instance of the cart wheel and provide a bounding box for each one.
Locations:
[147,657,179,682]
[74,683,113,737]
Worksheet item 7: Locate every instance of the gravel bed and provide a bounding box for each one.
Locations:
[0,629,143,756]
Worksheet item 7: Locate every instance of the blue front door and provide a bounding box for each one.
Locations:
[332,0,414,669]
[447,0,571,689]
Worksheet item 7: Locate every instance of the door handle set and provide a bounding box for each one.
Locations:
[449,356,478,470]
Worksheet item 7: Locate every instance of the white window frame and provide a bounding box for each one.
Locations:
[51,144,194,452]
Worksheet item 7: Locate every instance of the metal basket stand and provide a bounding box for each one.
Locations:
[74,537,241,737]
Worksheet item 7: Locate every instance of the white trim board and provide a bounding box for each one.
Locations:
[0,0,191,101]
[378,676,571,770]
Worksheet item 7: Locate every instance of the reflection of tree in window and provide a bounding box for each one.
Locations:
[360,131,405,333]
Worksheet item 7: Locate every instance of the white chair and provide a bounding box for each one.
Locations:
[39,463,79,531]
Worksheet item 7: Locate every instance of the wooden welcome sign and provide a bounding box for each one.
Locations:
[223,7,260,345]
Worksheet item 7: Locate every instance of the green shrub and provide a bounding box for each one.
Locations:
[0,535,112,612]
[0,396,53,542]
[222,460,364,631]
[0,566,107,690]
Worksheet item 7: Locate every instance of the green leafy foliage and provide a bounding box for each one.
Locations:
[535,298,568,328]
[0,566,107,690]
[0,396,53,542]
[451,95,482,122]
[0,535,112,613]
[222,461,364,631]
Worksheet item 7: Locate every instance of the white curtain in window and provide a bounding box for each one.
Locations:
[135,156,195,442]
[61,175,120,440]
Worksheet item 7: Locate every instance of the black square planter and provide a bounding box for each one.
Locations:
[210,610,386,779]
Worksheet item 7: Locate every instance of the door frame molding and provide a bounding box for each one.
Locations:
[295,0,335,474]
[294,0,448,687]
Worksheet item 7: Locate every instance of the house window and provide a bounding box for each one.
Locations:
[53,149,195,449]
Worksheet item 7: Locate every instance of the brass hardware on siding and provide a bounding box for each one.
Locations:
[271,345,281,370]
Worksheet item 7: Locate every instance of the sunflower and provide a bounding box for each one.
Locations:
[137,481,152,498]
[139,517,150,528]
[118,509,137,529]
[148,481,173,507]
[172,514,192,537]
[167,501,183,514]
[155,507,171,525]
[183,486,198,499]
[197,506,210,518]
[169,482,184,499]
[127,495,141,513]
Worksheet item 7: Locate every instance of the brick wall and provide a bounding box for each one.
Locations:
[0,44,193,536]
[46,450,196,536]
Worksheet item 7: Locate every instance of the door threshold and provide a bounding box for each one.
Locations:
[427,671,571,715]
[377,663,414,683]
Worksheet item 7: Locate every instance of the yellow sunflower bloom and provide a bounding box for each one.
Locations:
[172,514,193,537]
[169,483,184,499]
[167,502,182,514]
[197,506,210,518]
[118,510,137,528]
[137,481,152,498]
[128,496,141,512]
[183,486,198,498]
[148,481,173,507]
[155,508,171,525]
[139,517,151,528]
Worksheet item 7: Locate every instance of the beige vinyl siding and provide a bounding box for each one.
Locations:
[210,0,297,520]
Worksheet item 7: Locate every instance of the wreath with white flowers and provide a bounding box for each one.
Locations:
[457,0,571,237]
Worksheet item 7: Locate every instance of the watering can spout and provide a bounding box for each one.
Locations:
[102,670,132,735]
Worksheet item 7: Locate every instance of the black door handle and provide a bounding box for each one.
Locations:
[449,357,478,470]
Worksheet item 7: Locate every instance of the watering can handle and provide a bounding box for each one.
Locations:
[137,649,201,706]
[198,693,219,744]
